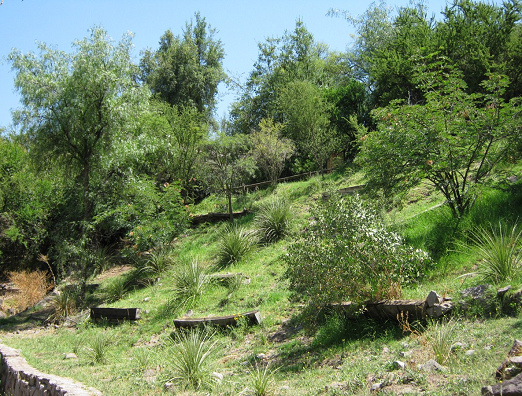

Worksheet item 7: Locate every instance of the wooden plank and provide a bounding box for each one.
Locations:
[190,209,250,226]
[90,307,141,321]
[174,310,261,328]
[364,300,426,321]
[207,273,251,284]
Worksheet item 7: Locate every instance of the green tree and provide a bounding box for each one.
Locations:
[198,134,256,221]
[358,57,521,217]
[278,80,339,172]
[335,1,435,107]
[129,102,207,194]
[324,79,369,159]
[9,27,149,227]
[230,20,349,135]
[0,136,60,270]
[250,118,295,185]
[436,0,522,96]
[140,12,225,121]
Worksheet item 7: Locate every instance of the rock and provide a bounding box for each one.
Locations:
[482,372,522,395]
[212,372,224,382]
[256,353,266,360]
[426,291,442,308]
[143,297,150,302]
[0,310,6,319]
[496,340,522,380]
[164,382,174,390]
[451,342,466,351]
[465,350,475,356]
[420,359,445,372]
[382,346,390,355]
[64,353,78,359]
[461,284,492,300]
[497,285,512,298]
[391,360,406,370]
[370,382,383,392]
[279,385,290,391]
[399,350,412,358]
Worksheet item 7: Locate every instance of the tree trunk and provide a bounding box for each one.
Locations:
[227,189,233,222]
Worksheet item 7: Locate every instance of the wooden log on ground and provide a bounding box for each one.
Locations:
[207,273,251,284]
[174,310,261,329]
[190,209,250,226]
[90,307,141,321]
[322,185,365,200]
[365,299,426,321]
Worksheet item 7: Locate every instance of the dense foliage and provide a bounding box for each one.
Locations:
[359,57,521,216]
[1,0,522,294]
[285,195,431,312]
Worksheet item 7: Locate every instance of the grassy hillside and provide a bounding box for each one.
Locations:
[2,168,522,395]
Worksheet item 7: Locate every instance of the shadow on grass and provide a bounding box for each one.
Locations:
[401,184,522,262]
[273,311,406,373]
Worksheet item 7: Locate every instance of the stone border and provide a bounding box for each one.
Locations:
[0,343,100,396]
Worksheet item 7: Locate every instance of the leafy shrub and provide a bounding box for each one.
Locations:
[217,224,256,267]
[255,197,292,243]
[466,222,522,283]
[284,195,431,313]
[174,260,209,304]
[166,328,218,390]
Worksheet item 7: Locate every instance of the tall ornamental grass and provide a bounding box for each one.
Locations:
[255,197,292,243]
[467,222,522,283]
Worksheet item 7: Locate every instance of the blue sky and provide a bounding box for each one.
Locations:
[0,0,466,130]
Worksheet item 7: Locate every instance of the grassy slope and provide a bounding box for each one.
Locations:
[2,168,522,395]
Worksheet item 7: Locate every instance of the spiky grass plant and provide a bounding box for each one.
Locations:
[467,222,522,283]
[47,288,78,323]
[85,333,112,365]
[217,224,256,267]
[255,198,292,244]
[174,260,209,304]
[167,328,218,390]
[426,319,457,365]
[248,363,278,396]
[103,276,129,303]
[135,246,175,284]
[133,347,154,373]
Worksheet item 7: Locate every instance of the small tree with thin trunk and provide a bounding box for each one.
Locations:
[199,134,256,221]
[250,118,295,185]
[358,56,522,217]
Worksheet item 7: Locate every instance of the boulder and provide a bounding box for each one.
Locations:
[482,372,522,396]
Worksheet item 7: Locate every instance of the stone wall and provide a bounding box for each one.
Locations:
[0,343,100,396]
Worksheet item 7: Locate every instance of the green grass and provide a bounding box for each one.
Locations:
[3,171,522,395]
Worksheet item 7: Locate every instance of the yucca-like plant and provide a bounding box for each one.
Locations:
[103,276,129,303]
[255,198,292,244]
[217,224,256,267]
[174,260,209,303]
[467,222,522,283]
[135,246,174,282]
[47,288,78,323]
[249,363,278,396]
[167,329,218,390]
